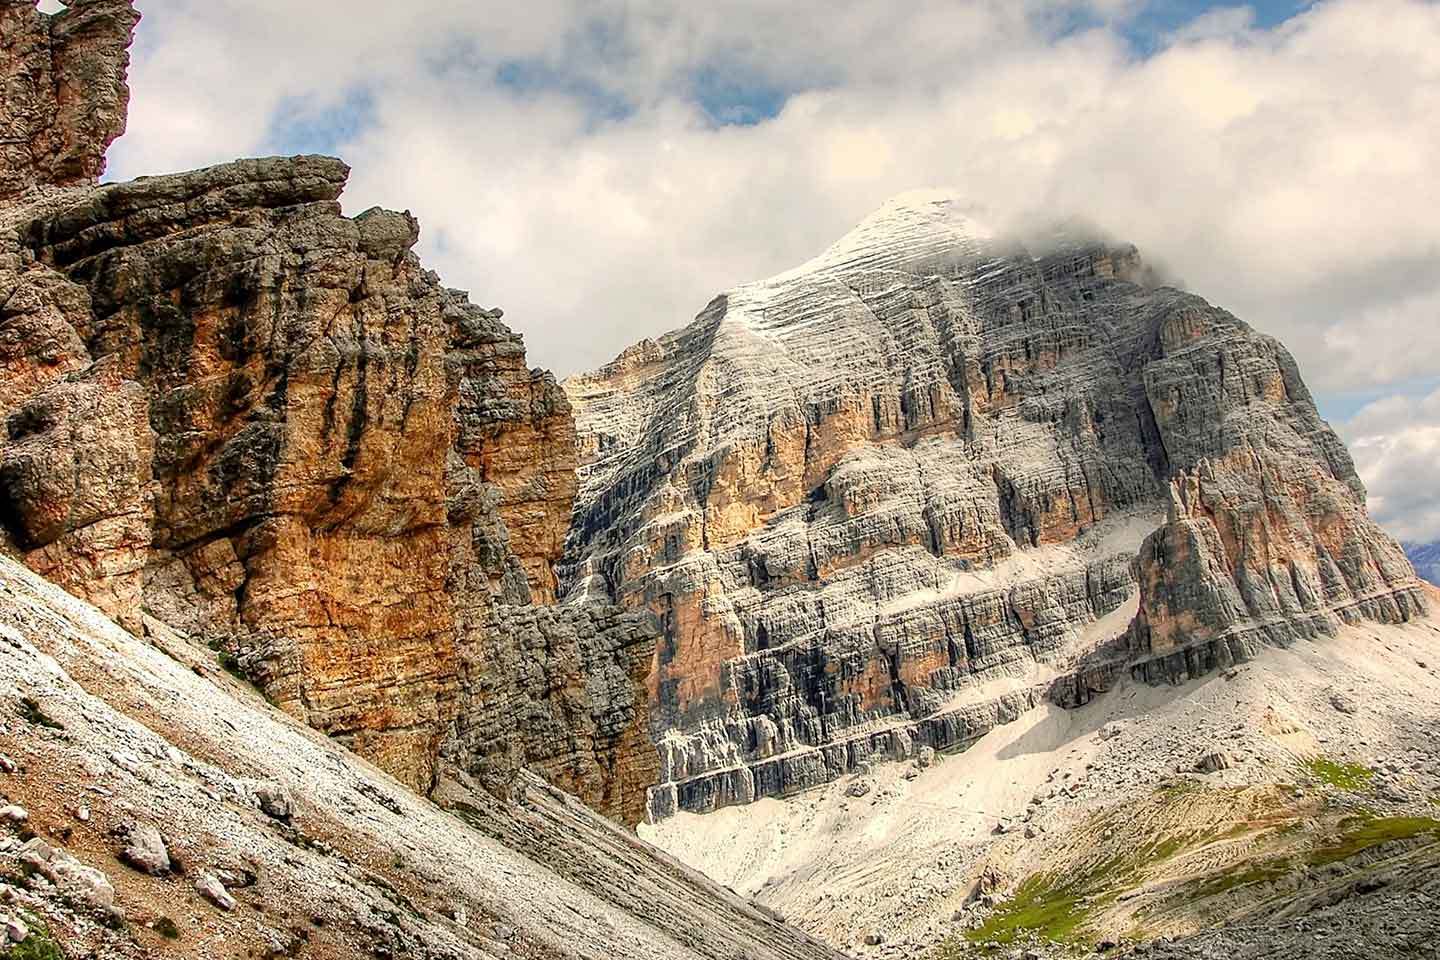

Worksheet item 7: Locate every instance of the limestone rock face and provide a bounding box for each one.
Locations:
[0,0,655,822]
[0,0,140,199]
[1126,296,1429,684]
[444,604,660,826]
[563,192,1427,819]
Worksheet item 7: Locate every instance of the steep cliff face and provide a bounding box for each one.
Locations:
[563,192,1428,819]
[0,0,655,822]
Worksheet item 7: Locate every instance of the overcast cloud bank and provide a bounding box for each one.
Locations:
[97,0,1440,540]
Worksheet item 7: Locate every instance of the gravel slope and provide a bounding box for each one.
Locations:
[0,555,848,960]
[643,601,1440,956]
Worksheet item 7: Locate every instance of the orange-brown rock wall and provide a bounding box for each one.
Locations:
[0,1,654,821]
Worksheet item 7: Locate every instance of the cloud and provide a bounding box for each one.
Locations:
[107,0,1440,402]
[1340,386,1440,544]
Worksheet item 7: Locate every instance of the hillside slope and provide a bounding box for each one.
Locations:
[642,607,1440,956]
[0,553,847,960]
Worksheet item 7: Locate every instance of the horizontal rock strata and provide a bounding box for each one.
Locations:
[563,193,1427,819]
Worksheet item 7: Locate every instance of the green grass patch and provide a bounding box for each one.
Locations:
[1188,858,1292,898]
[949,821,1245,952]
[1307,814,1440,867]
[955,852,1147,951]
[962,874,1088,948]
[2,915,65,960]
[1158,778,1203,798]
[216,650,247,682]
[1306,757,1374,792]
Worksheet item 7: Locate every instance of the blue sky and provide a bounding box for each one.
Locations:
[108,0,1440,539]
[128,2,1324,161]
[1121,0,1312,46]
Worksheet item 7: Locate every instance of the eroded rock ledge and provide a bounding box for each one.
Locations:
[0,0,139,199]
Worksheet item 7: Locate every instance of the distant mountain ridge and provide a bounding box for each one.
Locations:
[562,189,1430,821]
[1406,542,1440,586]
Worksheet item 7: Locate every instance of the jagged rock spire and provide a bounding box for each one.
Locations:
[0,0,141,198]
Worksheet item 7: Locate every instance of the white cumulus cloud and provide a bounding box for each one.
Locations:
[103,0,1440,538]
[1342,387,1440,544]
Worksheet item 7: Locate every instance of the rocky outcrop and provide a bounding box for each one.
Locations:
[1126,292,1428,682]
[563,192,1427,819]
[0,0,140,199]
[0,0,654,821]
[0,551,846,960]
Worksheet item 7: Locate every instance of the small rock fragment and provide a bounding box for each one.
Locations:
[196,873,237,911]
[254,781,293,820]
[0,805,27,824]
[1195,751,1234,774]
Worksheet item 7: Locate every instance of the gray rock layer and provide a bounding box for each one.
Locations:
[562,193,1428,820]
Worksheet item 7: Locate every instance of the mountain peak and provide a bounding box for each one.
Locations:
[771,188,993,283]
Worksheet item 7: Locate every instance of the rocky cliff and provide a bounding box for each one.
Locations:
[562,192,1428,819]
[0,551,846,960]
[0,0,655,824]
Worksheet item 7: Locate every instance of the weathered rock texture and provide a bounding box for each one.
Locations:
[0,0,655,823]
[0,0,139,199]
[0,551,846,960]
[562,192,1428,820]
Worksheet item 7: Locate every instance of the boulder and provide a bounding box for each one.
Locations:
[119,821,170,875]
[18,838,117,914]
[1195,751,1235,774]
[253,782,293,821]
[196,873,238,911]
